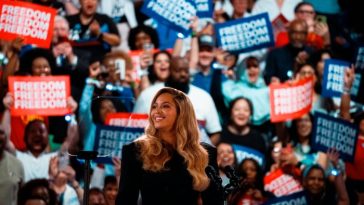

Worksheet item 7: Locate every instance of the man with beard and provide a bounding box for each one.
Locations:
[133,57,222,145]
[5,120,57,182]
[0,126,24,205]
[264,19,314,84]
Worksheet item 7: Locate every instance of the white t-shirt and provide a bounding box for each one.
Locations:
[16,151,57,182]
[252,0,302,21]
[62,184,80,205]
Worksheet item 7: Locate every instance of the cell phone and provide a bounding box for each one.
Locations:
[58,152,69,171]
[315,15,327,24]
[115,58,126,80]
[143,42,154,52]
[215,1,222,10]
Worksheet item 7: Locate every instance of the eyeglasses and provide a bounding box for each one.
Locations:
[297,10,315,15]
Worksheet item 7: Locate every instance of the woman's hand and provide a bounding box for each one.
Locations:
[2,92,14,110]
[112,157,122,178]
[89,61,101,79]
[67,96,78,113]
[326,148,340,168]
[49,156,59,179]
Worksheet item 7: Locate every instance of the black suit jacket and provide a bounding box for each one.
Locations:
[116,142,224,205]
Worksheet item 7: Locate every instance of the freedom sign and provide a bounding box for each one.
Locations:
[312,112,358,162]
[8,76,71,116]
[141,0,196,35]
[105,112,149,128]
[195,0,213,18]
[270,77,313,122]
[264,168,303,197]
[94,125,144,164]
[232,144,265,167]
[215,13,274,53]
[263,191,307,205]
[321,59,351,98]
[0,1,56,48]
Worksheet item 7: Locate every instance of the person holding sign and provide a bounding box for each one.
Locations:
[2,48,78,151]
[78,60,129,175]
[116,87,224,205]
[339,68,364,205]
[294,63,335,114]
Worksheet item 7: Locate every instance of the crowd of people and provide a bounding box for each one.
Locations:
[0,0,363,204]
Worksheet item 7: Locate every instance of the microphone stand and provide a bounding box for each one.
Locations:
[77,151,99,205]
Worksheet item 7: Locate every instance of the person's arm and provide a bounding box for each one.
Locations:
[326,149,349,205]
[90,20,121,46]
[62,0,79,15]
[116,143,141,205]
[99,32,121,46]
[78,62,100,147]
[1,94,12,137]
[172,38,184,57]
[189,17,199,71]
[314,22,331,47]
[113,157,122,186]
[1,37,23,95]
[335,172,350,205]
[1,92,16,154]
[1,110,16,154]
[209,133,221,146]
[204,93,222,146]
[340,66,355,121]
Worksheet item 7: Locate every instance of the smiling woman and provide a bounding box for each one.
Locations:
[116,87,224,205]
[220,97,267,156]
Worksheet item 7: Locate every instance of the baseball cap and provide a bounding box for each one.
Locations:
[198,35,215,49]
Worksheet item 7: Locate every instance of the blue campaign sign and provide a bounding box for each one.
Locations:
[264,191,307,205]
[93,125,144,164]
[321,59,351,98]
[354,45,364,70]
[141,0,196,35]
[232,144,265,167]
[195,0,213,18]
[312,112,358,162]
[215,13,274,54]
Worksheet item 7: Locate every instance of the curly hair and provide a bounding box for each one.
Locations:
[19,48,56,75]
[127,25,159,50]
[136,87,210,191]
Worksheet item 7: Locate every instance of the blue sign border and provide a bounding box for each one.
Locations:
[214,13,274,53]
[321,59,351,98]
[93,124,144,164]
[141,0,196,35]
[312,112,358,162]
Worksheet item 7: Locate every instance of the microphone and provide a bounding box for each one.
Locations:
[223,165,241,197]
[205,165,224,194]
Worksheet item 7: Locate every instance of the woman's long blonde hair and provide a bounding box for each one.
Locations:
[136,87,210,191]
